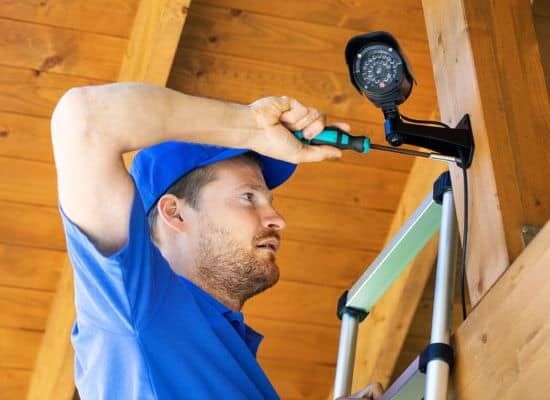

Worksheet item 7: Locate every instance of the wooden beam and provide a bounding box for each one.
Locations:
[350,157,447,392]
[26,1,190,398]
[450,220,550,398]
[422,0,550,306]
[26,260,75,400]
[532,0,550,95]
[118,0,190,84]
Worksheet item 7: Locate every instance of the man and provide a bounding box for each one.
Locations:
[52,82,382,399]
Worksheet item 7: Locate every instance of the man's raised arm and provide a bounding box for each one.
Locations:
[51,82,342,255]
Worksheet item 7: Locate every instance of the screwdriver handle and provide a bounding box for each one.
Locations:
[293,126,371,153]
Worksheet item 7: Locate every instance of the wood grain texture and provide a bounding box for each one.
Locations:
[0,156,57,206]
[422,0,550,305]
[27,260,75,400]
[0,243,65,291]
[0,18,126,81]
[449,221,550,399]
[276,161,407,212]
[118,0,190,84]
[250,316,339,365]
[179,3,435,77]
[0,65,104,118]
[0,201,65,250]
[260,357,335,400]
[276,240,376,289]
[195,0,427,36]
[0,0,139,38]
[276,197,392,252]
[0,112,53,162]
[533,0,550,95]
[0,368,31,400]
[0,327,42,369]
[0,286,53,330]
[244,280,343,327]
[351,158,447,391]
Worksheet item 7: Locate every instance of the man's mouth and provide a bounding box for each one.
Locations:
[255,238,280,253]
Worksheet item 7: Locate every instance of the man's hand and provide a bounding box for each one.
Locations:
[247,96,348,163]
[336,382,384,400]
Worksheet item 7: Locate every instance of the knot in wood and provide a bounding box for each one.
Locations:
[40,55,63,71]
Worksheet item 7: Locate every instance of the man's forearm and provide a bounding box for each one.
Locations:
[53,82,260,154]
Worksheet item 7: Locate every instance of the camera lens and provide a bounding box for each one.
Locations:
[353,45,404,94]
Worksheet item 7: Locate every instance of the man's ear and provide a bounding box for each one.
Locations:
[157,194,187,233]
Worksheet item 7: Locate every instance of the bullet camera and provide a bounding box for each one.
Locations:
[345,32,416,113]
[345,31,474,168]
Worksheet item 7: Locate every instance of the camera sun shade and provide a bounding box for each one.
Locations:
[345,32,416,111]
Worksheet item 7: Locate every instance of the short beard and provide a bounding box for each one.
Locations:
[192,215,280,309]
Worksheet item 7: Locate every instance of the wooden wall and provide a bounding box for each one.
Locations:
[167,1,437,397]
[0,1,140,398]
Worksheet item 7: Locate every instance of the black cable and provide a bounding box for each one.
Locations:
[400,114,451,129]
[459,153,469,320]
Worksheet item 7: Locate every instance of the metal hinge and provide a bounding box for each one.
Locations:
[520,225,540,247]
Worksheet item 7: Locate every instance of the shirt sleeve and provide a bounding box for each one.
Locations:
[59,184,172,334]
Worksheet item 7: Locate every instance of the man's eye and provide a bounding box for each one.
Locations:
[243,193,254,201]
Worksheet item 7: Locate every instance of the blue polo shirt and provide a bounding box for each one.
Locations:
[60,188,279,399]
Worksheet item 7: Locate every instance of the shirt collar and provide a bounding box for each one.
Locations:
[176,275,264,355]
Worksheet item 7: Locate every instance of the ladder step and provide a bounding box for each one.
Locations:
[380,355,424,400]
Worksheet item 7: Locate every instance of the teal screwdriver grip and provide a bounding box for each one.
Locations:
[294,126,370,153]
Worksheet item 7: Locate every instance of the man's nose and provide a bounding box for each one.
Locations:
[262,206,286,231]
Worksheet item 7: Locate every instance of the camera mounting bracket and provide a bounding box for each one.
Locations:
[384,112,475,168]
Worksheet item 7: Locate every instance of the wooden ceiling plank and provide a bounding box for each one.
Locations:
[276,162,408,212]
[277,241,376,289]
[260,357,336,400]
[276,197,392,251]
[178,3,434,77]
[0,243,65,291]
[422,0,550,305]
[0,201,65,251]
[0,368,31,400]
[26,2,190,398]
[0,112,53,163]
[0,65,105,119]
[0,18,127,81]
[246,316,339,365]
[0,286,54,331]
[350,158,447,392]
[0,327,42,370]
[0,0,139,38]
[195,0,427,37]
[450,221,550,398]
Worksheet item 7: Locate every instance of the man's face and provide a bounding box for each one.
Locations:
[187,157,286,307]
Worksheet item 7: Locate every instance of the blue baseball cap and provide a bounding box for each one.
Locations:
[130,141,297,214]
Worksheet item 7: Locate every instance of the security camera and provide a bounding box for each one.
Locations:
[345,32,416,113]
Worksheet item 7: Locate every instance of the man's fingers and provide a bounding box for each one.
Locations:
[302,118,325,138]
[290,107,323,133]
[354,382,384,400]
[331,121,351,133]
[298,144,342,162]
[280,98,309,127]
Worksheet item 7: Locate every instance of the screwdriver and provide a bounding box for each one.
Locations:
[293,126,459,163]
